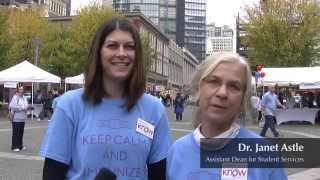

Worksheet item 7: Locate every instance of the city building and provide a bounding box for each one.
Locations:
[206,23,233,56]
[182,48,198,89]
[104,0,204,62]
[206,37,233,56]
[43,0,67,16]
[236,14,248,58]
[0,0,67,17]
[103,0,176,40]
[108,0,170,37]
[125,12,170,94]
[176,0,206,62]
[168,40,183,90]
[65,0,70,16]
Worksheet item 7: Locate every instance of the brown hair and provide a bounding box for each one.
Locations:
[83,17,145,111]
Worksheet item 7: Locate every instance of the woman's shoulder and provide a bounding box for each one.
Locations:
[171,133,194,149]
[238,127,262,138]
[139,93,164,108]
[57,88,84,106]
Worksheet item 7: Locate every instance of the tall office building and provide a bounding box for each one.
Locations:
[65,0,70,16]
[105,0,205,61]
[106,0,176,43]
[176,0,206,61]
[0,0,37,5]
[110,0,169,35]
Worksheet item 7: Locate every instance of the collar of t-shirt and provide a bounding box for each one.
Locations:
[193,122,240,146]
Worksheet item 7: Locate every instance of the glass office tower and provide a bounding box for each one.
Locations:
[176,0,206,62]
[111,0,176,39]
[111,0,206,61]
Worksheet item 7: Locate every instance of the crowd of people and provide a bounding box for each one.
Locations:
[276,88,320,109]
[7,17,288,180]
[32,88,64,120]
[251,85,320,130]
[8,86,64,152]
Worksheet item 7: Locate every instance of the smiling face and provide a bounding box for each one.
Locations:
[198,61,246,126]
[100,29,135,83]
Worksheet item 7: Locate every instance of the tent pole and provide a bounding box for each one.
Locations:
[31,82,34,121]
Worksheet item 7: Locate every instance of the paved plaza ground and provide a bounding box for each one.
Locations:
[0,105,319,180]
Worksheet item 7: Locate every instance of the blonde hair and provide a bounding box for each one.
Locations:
[190,52,252,128]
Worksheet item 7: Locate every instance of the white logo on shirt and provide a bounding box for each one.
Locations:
[221,168,248,180]
[136,118,154,139]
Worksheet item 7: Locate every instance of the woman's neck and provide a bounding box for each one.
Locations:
[200,123,231,138]
[199,114,233,138]
[103,77,124,99]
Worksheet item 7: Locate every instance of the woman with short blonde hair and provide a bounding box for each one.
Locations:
[167,52,287,180]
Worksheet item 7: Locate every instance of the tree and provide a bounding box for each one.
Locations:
[41,4,119,78]
[40,24,75,79]
[242,0,320,67]
[5,7,51,66]
[0,7,9,69]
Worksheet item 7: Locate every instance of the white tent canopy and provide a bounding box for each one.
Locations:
[0,60,61,83]
[0,60,61,120]
[259,67,320,86]
[65,73,84,84]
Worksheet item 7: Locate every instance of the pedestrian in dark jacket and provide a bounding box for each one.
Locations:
[174,93,184,121]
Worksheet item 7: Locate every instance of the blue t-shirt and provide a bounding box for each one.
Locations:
[51,96,60,110]
[167,128,288,180]
[40,89,172,180]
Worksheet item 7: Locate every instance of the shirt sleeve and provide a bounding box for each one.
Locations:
[39,107,74,165]
[261,95,267,108]
[148,111,172,164]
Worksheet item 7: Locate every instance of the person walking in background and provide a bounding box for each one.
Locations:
[166,53,287,180]
[9,86,29,152]
[174,92,184,121]
[260,85,286,137]
[43,91,53,120]
[40,17,171,180]
[165,93,172,107]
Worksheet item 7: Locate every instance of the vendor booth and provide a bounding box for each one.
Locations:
[257,67,320,125]
[65,73,84,85]
[260,67,320,86]
[0,60,61,119]
[64,73,84,91]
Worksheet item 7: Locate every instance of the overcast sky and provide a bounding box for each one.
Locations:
[207,0,259,27]
[71,0,259,27]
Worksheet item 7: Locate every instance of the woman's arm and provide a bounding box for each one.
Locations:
[43,158,69,180]
[9,95,19,111]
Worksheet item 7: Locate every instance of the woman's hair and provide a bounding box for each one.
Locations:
[83,17,145,111]
[190,52,252,128]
